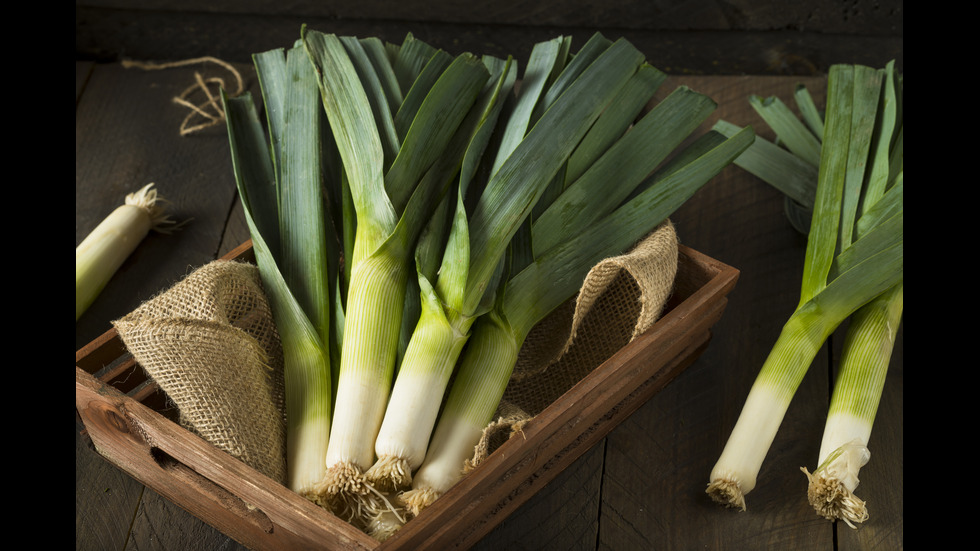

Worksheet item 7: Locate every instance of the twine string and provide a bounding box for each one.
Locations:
[122,56,245,136]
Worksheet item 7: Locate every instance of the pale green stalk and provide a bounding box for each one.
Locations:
[367,56,517,491]
[803,282,902,527]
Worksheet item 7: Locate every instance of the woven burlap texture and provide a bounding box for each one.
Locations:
[468,221,679,469]
[113,260,288,484]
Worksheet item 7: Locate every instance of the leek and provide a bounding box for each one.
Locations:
[707,62,903,514]
[366,53,518,492]
[75,183,179,320]
[401,89,756,515]
[302,28,491,519]
[220,39,336,498]
[802,63,903,526]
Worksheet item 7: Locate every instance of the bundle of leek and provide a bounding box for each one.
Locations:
[396,37,756,514]
[221,42,337,498]
[707,61,903,519]
[367,33,660,495]
[301,28,498,520]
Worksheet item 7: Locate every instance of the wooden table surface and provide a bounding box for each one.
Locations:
[76,16,903,551]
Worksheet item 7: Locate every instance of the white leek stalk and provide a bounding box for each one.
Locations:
[76,183,178,320]
[401,310,517,513]
[367,55,517,492]
[800,61,903,526]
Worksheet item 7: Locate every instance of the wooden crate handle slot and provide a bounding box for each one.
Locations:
[149,445,275,534]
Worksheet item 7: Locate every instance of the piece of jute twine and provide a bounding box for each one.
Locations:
[122,56,245,136]
[113,260,287,484]
[468,220,679,469]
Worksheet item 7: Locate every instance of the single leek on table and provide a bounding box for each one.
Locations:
[802,62,903,527]
[75,183,180,321]
[707,61,903,523]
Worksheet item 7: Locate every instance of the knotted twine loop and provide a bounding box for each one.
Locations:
[122,56,245,136]
[467,221,680,470]
[113,260,287,484]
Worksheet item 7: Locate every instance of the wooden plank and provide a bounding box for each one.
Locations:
[77,61,94,103]
[77,0,903,35]
[75,9,903,77]
[128,487,249,551]
[473,443,604,551]
[75,417,145,551]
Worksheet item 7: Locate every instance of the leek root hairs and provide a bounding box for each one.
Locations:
[364,455,413,493]
[313,462,407,529]
[705,475,747,511]
[801,441,871,528]
[400,486,441,517]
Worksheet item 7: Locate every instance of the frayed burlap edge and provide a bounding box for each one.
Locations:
[467,221,679,469]
[112,260,287,484]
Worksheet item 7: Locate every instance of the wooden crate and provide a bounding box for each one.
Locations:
[75,242,738,551]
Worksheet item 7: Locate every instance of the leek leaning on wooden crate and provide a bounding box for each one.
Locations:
[222,26,753,539]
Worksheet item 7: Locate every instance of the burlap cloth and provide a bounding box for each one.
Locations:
[110,220,677,485]
[113,260,288,484]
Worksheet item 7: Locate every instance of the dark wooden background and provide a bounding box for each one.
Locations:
[76,2,903,549]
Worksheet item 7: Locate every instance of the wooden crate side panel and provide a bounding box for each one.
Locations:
[76,367,378,551]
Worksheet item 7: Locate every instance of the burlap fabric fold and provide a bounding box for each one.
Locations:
[113,260,287,484]
[468,221,679,469]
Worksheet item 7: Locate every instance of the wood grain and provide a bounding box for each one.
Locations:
[75,2,902,76]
